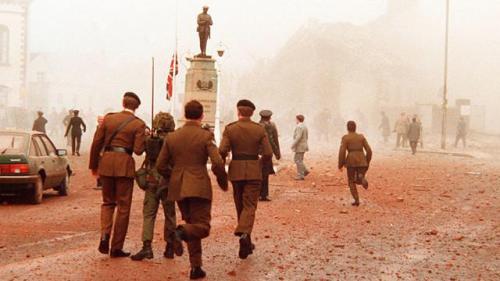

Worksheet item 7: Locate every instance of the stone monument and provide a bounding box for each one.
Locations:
[180,6,219,128]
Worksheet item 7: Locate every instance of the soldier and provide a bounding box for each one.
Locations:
[258,110,281,201]
[219,99,273,259]
[455,117,467,148]
[292,114,309,180]
[197,6,213,57]
[394,112,409,148]
[379,111,390,143]
[65,110,87,156]
[156,100,227,280]
[63,110,73,147]
[32,111,47,133]
[131,112,181,261]
[338,121,372,206]
[89,92,146,258]
[407,117,421,155]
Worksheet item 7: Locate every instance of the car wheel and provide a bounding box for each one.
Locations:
[58,171,70,196]
[30,175,43,204]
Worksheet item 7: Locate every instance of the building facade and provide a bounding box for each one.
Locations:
[0,0,29,109]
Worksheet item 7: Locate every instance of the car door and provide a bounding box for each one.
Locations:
[40,135,66,185]
[32,135,55,188]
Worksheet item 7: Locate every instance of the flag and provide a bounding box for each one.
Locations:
[166,53,179,100]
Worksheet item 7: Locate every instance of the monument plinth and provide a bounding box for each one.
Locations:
[180,56,218,127]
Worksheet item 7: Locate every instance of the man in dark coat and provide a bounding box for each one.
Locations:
[258,109,281,201]
[32,111,47,133]
[65,110,87,156]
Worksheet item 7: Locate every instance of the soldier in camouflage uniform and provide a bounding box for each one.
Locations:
[131,112,182,261]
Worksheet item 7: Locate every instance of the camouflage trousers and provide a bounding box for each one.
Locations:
[141,185,176,243]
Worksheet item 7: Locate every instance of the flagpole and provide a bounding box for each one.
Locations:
[171,0,179,120]
[151,57,155,127]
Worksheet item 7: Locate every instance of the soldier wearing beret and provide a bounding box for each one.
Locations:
[219,99,273,259]
[258,110,281,201]
[338,121,372,206]
[89,92,146,257]
[156,100,227,279]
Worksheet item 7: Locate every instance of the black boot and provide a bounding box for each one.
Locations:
[131,241,153,261]
[189,267,206,280]
[110,249,131,258]
[239,233,252,259]
[98,234,110,254]
[164,242,174,259]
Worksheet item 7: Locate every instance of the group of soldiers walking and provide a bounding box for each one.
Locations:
[87,92,375,279]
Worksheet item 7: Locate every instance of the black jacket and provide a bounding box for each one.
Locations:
[65,116,86,136]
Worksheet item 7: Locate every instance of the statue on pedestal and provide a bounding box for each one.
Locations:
[196,6,213,58]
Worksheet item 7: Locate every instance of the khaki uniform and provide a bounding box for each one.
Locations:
[338,132,372,203]
[156,121,226,267]
[89,110,146,251]
[219,118,273,235]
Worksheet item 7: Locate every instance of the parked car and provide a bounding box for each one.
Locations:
[0,130,72,204]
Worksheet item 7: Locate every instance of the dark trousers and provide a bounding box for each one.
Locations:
[177,198,211,267]
[71,134,81,154]
[455,134,466,148]
[232,180,261,236]
[260,172,270,199]
[346,167,368,203]
[100,176,134,251]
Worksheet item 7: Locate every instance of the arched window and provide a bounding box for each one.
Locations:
[0,25,9,65]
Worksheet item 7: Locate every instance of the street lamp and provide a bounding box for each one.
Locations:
[214,42,226,144]
[441,0,450,149]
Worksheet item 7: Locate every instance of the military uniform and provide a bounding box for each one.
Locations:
[455,119,467,148]
[258,110,281,201]
[89,106,146,255]
[338,132,372,206]
[219,110,273,258]
[156,121,226,269]
[407,121,421,155]
[197,8,213,56]
[65,113,87,156]
[32,115,47,133]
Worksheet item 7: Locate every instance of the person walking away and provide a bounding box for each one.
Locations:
[394,113,409,148]
[156,100,227,279]
[89,92,146,258]
[219,99,273,260]
[338,121,372,206]
[292,114,309,180]
[258,109,281,201]
[131,112,182,261]
[65,110,86,156]
[379,111,390,143]
[455,117,467,148]
[32,111,47,133]
[407,117,421,155]
[63,110,73,147]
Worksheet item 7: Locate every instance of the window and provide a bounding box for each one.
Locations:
[0,25,8,64]
[40,136,56,155]
[33,136,48,156]
[0,133,28,154]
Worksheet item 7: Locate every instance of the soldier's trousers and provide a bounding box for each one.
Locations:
[141,187,176,243]
[177,198,211,267]
[410,141,418,154]
[71,134,82,154]
[232,180,261,236]
[260,171,270,199]
[100,176,134,251]
[346,167,368,202]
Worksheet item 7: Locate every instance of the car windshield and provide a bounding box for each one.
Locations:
[0,133,28,155]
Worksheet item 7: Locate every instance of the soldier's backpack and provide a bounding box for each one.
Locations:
[135,112,175,190]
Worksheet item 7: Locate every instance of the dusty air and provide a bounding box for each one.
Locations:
[0,0,499,280]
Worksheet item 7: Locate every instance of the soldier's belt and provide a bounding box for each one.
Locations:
[232,154,259,160]
[105,146,132,155]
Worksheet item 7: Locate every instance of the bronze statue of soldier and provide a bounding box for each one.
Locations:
[197,6,213,57]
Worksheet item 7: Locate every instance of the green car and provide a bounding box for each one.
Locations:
[0,130,72,204]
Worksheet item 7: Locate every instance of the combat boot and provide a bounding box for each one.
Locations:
[361,178,369,189]
[98,234,110,254]
[239,233,252,259]
[189,267,206,280]
[131,240,153,261]
[164,242,174,259]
